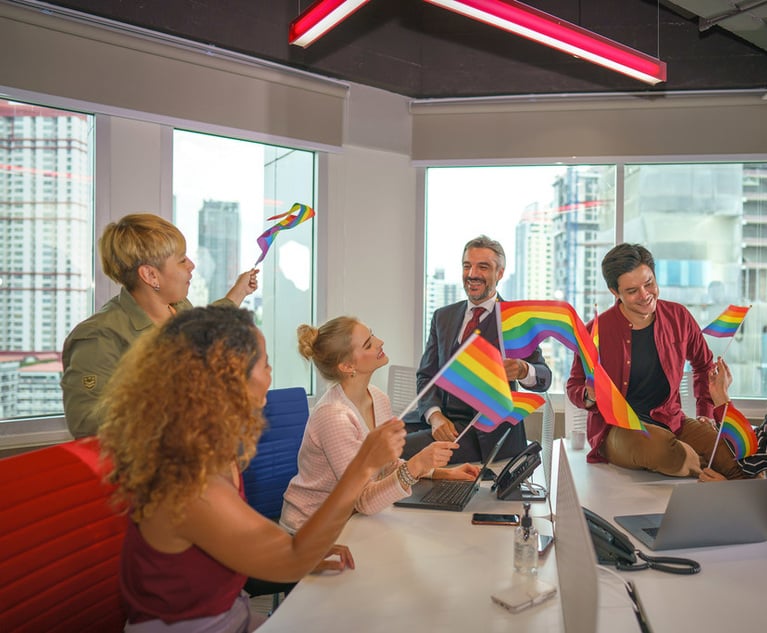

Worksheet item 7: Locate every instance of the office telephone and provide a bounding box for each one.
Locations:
[583,507,700,574]
[493,441,542,500]
[583,506,637,567]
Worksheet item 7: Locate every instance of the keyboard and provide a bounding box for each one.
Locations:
[421,481,474,505]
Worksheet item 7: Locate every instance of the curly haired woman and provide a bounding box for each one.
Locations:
[98,305,405,632]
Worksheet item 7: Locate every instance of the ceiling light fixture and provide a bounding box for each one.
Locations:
[289,0,373,47]
[423,0,667,84]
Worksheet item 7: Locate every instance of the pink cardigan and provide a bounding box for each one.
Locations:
[280,383,408,532]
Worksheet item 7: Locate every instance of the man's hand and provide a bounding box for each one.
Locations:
[429,411,458,441]
[503,358,529,381]
[311,544,355,574]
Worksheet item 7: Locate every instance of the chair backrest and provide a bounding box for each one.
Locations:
[242,387,310,520]
[679,370,696,416]
[0,439,127,633]
[387,365,417,417]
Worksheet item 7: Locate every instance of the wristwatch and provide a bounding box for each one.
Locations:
[583,392,596,408]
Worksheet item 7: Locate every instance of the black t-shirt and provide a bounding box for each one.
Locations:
[627,322,670,427]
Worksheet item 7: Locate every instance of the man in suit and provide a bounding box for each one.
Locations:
[403,235,552,463]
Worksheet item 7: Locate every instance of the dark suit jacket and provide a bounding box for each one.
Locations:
[415,300,552,462]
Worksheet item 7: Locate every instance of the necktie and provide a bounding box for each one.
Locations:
[461,307,485,342]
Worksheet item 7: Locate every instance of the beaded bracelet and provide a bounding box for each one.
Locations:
[397,461,419,488]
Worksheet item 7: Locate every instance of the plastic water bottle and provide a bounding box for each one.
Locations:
[513,502,539,575]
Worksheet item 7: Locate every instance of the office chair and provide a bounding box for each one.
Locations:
[242,386,310,612]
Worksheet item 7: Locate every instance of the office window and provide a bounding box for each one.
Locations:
[425,165,616,392]
[625,163,767,399]
[0,99,94,422]
[426,162,767,399]
[173,130,315,392]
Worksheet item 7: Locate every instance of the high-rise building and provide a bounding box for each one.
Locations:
[0,102,93,353]
[197,200,241,303]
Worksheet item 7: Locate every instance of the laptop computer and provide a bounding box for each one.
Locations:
[393,427,511,511]
[614,478,767,551]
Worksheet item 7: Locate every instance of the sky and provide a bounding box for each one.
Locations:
[425,165,566,281]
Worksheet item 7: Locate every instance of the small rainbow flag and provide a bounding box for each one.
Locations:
[435,333,514,427]
[255,203,315,265]
[474,391,545,432]
[702,305,749,338]
[498,300,599,383]
[720,404,758,459]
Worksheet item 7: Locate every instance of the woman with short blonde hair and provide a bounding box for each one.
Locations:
[61,213,258,438]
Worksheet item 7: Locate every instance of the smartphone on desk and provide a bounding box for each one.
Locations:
[471,512,520,526]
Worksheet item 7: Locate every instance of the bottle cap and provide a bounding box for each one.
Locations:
[521,502,532,528]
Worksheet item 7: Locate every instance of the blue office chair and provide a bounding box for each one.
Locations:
[242,386,309,611]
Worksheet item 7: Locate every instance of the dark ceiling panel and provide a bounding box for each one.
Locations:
[36,0,767,97]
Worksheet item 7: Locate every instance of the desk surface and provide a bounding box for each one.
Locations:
[260,440,764,632]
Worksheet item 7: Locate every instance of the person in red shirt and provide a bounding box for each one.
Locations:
[567,243,745,479]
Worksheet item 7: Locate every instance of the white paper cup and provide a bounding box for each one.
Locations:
[571,429,586,450]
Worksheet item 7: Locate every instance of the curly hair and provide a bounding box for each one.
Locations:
[99,213,186,290]
[98,305,266,522]
[297,316,358,382]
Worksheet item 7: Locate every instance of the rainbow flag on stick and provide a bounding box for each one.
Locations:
[719,404,758,459]
[433,333,515,427]
[702,305,750,338]
[474,391,545,432]
[498,300,599,385]
[255,203,315,265]
[498,300,645,434]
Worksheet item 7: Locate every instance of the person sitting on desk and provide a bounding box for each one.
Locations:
[402,235,552,464]
[566,243,746,479]
[280,316,479,533]
[98,306,407,632]
[61,213,258,438]
[699,357,767,481]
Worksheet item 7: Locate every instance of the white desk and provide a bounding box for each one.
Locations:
[260,441,764,632]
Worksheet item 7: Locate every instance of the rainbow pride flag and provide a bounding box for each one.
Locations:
[720,404,758,459]
[255,203,315,265]
[593,363,647,434]
[435,333,514,427]
[702,305,749,338]
[474,391,545,432]
[498,300,599,383]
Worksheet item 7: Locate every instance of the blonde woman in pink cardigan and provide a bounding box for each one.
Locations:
[280,316,479,533]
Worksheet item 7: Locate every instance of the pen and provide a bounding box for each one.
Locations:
[625,581,652,633]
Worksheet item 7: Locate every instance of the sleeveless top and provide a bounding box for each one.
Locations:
[121,475,248,623]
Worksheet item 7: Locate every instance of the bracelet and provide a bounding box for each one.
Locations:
[397,462,419,488]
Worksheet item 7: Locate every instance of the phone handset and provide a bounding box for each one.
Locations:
[493,441,542,500]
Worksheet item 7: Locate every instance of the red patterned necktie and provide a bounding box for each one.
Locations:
[461,306,485,342]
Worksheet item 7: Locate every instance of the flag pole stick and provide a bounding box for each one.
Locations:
[721,313,748,358]
[454,412,482,443]
[706,402,729,470]
[397,333,480,419]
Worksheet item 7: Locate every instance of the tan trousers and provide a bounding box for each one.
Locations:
[603,417,748,479]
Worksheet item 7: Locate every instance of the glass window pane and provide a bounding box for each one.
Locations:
[173,130,315,392]
[0,99,94,422]
[625,162,767,399]
[425,165,616,392]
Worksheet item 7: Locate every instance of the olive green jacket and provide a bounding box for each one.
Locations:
[60,288,232,438]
